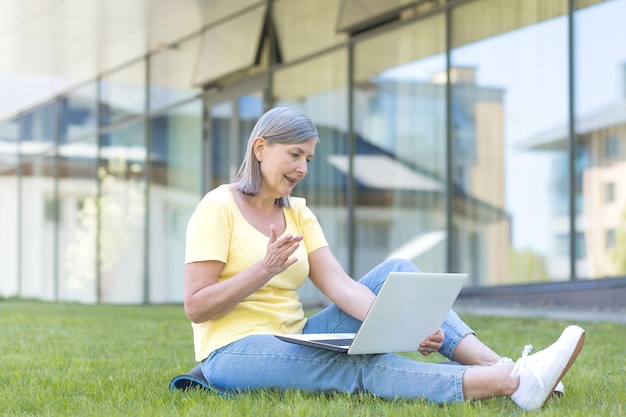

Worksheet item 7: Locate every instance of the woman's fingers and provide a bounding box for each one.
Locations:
[264,233,303,273]
[418,328,445,355]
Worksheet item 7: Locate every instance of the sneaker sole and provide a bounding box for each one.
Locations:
[542,326,585,407]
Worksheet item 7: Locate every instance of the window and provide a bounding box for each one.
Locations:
[149,36,202,111]
[604,135,619,160]
[0,117,19,297]
[100,61,146,126]
[606,229,616,249]
[58,136,98,303]
[605,182,615,204]
[575,0,626,278]
[60,83,97,143]
[98,121,146,303]
[194,4,267,86]
[452,0,568,282]
[148,100,203,302]
[44,198,58,223]
[274,48,350,270]
[274,0,347,63]
[576,232,586,260]
[357,221,391,248]
[555,234,569,258]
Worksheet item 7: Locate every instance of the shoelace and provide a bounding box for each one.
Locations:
[511,344,546,390]
[495,357,514,365]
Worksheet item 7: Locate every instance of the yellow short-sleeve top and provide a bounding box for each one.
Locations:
[185,184,328,361]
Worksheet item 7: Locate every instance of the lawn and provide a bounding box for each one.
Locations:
[1,299,623,417]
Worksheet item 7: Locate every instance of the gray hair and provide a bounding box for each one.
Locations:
[235,107,319,207]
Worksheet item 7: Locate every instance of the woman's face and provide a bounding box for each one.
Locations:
[255,138,316,198]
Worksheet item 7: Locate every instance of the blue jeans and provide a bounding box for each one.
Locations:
[200,259,474,403]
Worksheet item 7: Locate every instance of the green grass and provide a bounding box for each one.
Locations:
[0,300,623,417]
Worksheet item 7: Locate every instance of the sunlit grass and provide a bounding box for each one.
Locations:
[1,300,623,416]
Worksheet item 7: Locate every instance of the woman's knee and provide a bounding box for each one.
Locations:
[381,258,420,273]
[358,258,420,293]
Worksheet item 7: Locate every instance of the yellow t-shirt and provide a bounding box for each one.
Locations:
[185,184,329,361]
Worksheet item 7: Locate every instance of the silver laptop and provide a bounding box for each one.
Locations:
[275,272,467,355]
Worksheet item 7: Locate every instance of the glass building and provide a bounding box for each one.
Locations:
[1,0,625,304]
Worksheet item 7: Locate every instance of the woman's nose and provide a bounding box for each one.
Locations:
[296,160,308,176]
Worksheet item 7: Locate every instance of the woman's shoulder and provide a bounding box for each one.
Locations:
[202,184,235,204]
[192,185,237,216]
[288,195,307,210]
[287,196,317,220]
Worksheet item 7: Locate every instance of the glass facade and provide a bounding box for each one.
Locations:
[574,0,626,278]
[100,60,146,127]
[149,36,202,112]
[58,136,98,302]
[60,83,98,143]
[352,14,447,279]
[0,117,19,297]
[1,0,624,304]
[20,102,58,300]
[451,0,570,284]
[149,100,203,302]
[274,48,351,300]
[98,121,147,303]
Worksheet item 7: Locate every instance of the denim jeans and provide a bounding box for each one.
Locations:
[200,258,474,403]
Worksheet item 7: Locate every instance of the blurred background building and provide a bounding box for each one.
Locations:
[0,0,625,306]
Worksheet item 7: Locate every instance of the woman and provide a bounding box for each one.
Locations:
[183,107,585,410]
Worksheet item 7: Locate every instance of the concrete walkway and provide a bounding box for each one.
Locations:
[453,300,626,324]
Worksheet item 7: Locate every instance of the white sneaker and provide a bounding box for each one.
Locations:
[494,357,564,397]
[510,325,585,410]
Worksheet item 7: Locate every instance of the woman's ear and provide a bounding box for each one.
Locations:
[252,137,266,161]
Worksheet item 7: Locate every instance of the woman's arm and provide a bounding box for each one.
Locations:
[184,226,303,323]
[307,246,376,321]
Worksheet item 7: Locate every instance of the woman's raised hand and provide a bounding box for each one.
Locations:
[263,225,303,276]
